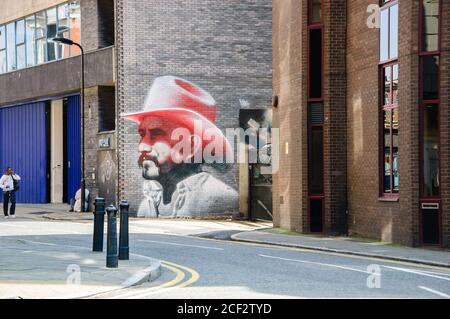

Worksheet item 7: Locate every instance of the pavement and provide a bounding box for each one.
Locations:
[0,211,161,299]
[231,229,450,268]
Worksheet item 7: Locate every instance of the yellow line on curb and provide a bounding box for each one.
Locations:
[159,262,186,288]
[161,260,200,288]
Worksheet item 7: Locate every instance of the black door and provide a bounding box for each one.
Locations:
[421,203,440,245]
[249,163,272,221]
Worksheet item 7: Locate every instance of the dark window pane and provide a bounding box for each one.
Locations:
[422,56,439,100]
[310,127,324,194]
[309,28,322,99]
[392,64,398,104]
[383,66,391,105]
[6,22,16,71]
[25,15,35,67]
[422,104,439,197]
[380,8,389,61]
[310,199,323,233]
[311,0,322,23]
[389,4,398,59]
[422,0,440,52]
[0,26,5,50]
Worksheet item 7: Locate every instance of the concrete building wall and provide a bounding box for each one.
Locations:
[116,0,272,216]
[0,0,66,24]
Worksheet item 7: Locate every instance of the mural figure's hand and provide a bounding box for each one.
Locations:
[142,180,163,218]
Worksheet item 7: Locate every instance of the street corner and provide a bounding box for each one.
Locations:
[0,238,162,299]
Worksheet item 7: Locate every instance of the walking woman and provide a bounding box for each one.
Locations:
[0,167,21,219]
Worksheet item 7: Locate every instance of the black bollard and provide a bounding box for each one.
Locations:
[106,204,118,268]
[93,198,106,252]
[119,200,130,260]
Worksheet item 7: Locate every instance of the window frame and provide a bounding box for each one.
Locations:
[0,1,80,75]
[379,1,399,64]
[0,25,6,73]
[379,62,399,197]
[419,0,442,200]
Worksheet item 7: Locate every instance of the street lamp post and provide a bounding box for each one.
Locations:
[53,37,86,212]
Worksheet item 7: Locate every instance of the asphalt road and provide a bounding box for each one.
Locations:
[1,219,450,299]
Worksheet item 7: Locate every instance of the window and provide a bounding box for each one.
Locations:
[380,2,398,62]
[35,11,46,65]
[46,8,57,62]
[308,0,324,232]
[16,20,26,69]
[0,1,81,74]
[422,55,439,100]
[310,0,322,24]
[0,26,6,73]
[420,1,441,199]
[381,64,399,194]
[69,1,81,56]
[25,15,35,66]
[379,1,399,196]
[422,104,439,197]
[57,4,70,59]
[6,22,16,71]
[309,28,322,99]
[421,0,440,52]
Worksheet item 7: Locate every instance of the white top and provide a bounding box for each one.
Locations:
[0,174,21,192]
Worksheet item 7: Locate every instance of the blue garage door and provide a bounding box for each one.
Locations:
[0,102,48,203]
[67,95,81,202]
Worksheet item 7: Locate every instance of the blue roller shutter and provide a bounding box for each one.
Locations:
[67,95,81,202]
[0,102,48,203]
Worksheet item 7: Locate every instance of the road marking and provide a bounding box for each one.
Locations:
[22,240,57,246]
[418,286,450,298]
[258,254,370,274]
[138,239,224,251]
[162,260,200,288]
[384,266,450,282]
[108,260,199,299]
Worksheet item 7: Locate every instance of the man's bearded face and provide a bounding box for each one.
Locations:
[138,117,191,180]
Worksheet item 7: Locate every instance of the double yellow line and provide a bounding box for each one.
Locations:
[159,260,200,289]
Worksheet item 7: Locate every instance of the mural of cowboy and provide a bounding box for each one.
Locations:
[122,76,238,218]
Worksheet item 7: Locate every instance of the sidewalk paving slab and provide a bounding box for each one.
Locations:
[231,229,450,268]
[0,237,161,299]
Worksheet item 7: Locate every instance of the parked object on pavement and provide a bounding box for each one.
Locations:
[73,188,90,212]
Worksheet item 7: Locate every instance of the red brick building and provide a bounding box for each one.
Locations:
[272,0,450,247]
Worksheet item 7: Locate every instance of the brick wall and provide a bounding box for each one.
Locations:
[81,0,115,51]
[439,0,450,247]
[84,85,116,208]
[347,0,419,246]
[116,0,272,214]
[323,0,347,234]
[272,0,308,231]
